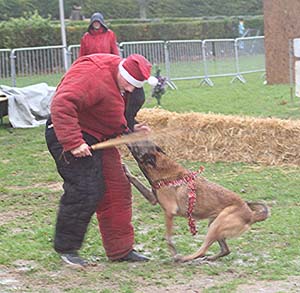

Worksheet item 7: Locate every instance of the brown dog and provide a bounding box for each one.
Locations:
[126,141,269,262]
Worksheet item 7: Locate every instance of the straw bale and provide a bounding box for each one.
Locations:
[121,108,300,166]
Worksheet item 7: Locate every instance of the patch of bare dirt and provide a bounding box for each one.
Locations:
[134,276,300,293]
[136,273,234,293]
[0,264,116,293]
[135,270,300,293]
[0,265,24,292]
[2,262,300,293]
[0,210,32,225]
[237,276,300,292]
[7,182,62,192]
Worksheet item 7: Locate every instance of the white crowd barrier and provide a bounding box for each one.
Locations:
[1,37,265,87]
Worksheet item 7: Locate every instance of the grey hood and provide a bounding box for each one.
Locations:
[88,12,108,32]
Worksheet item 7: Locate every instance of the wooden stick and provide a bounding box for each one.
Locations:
[123,164,157,205]
[90,131,151,151]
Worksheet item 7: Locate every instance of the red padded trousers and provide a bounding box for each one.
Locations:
[96,147,134,260]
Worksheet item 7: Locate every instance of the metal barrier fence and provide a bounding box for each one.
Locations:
[201,39,236,86]
[0,49,11,79]
[120,36,265,87]
[1,37,265,87]
[10,46,66,86]
[166,40,204,81]
[120,40,165,65]
[68,44,80,65]
[236,36,265,74]
[120,37,265,87]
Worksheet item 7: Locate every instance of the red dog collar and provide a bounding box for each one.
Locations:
[152,166,205,235]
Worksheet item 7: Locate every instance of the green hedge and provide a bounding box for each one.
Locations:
[0,14,264,48]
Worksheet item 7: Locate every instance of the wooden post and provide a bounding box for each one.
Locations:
[264,0,300,84]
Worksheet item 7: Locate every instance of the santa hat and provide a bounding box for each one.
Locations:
[119,54,158,88]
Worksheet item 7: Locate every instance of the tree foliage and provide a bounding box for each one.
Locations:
[0,0,262,21]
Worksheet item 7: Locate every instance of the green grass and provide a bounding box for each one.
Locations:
[149,74,299,120]
[0,73,62,88]
[0,73,300,292]
[2,71,299,120]
[166,54,265,78]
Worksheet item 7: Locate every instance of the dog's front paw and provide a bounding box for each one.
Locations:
[173,254,183,262]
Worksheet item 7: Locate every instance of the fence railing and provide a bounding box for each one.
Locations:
[1,36,265,87]
[166,40,204,81]
[0,49,11,79]
[68,44,80,65]
[120,37,265,87]
[10,46,66,86]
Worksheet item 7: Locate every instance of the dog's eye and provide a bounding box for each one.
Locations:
[141,154,150,162]
[142,154,156,167]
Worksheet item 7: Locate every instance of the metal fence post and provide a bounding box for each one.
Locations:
[119,43,124,58]
[164,41,177,90]
[10,49,17,87]
[66,47,72,69]
[231,39,246,84]
[200,40,214,86]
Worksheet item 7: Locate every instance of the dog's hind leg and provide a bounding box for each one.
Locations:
[204,219,230,261]
[206,239,230,261]
[175,232,215,262]
[176,206,250,262]
[165,213,178,257]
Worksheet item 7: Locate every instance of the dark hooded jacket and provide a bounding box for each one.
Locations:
[79,12,119,57]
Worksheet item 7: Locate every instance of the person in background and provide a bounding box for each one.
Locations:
[70,3,84,21]
[238,18,245,37]
[238,17,246,49]
[79,12,119,57]
[45,53,158,268]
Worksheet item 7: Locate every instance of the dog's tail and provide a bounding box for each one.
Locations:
[246,202,269,224]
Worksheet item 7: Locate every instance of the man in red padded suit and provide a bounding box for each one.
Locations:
[45,53,158,268]
[78,12,119,57]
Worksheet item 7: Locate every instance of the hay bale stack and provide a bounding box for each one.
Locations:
[127,108,300,166]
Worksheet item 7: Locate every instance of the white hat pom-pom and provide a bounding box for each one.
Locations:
[148,76,158,87]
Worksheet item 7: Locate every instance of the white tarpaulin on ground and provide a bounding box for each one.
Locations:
[0,83,56,128]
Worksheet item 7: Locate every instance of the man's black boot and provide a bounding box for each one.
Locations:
[60,252,88,268]
[116,250,150,262]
